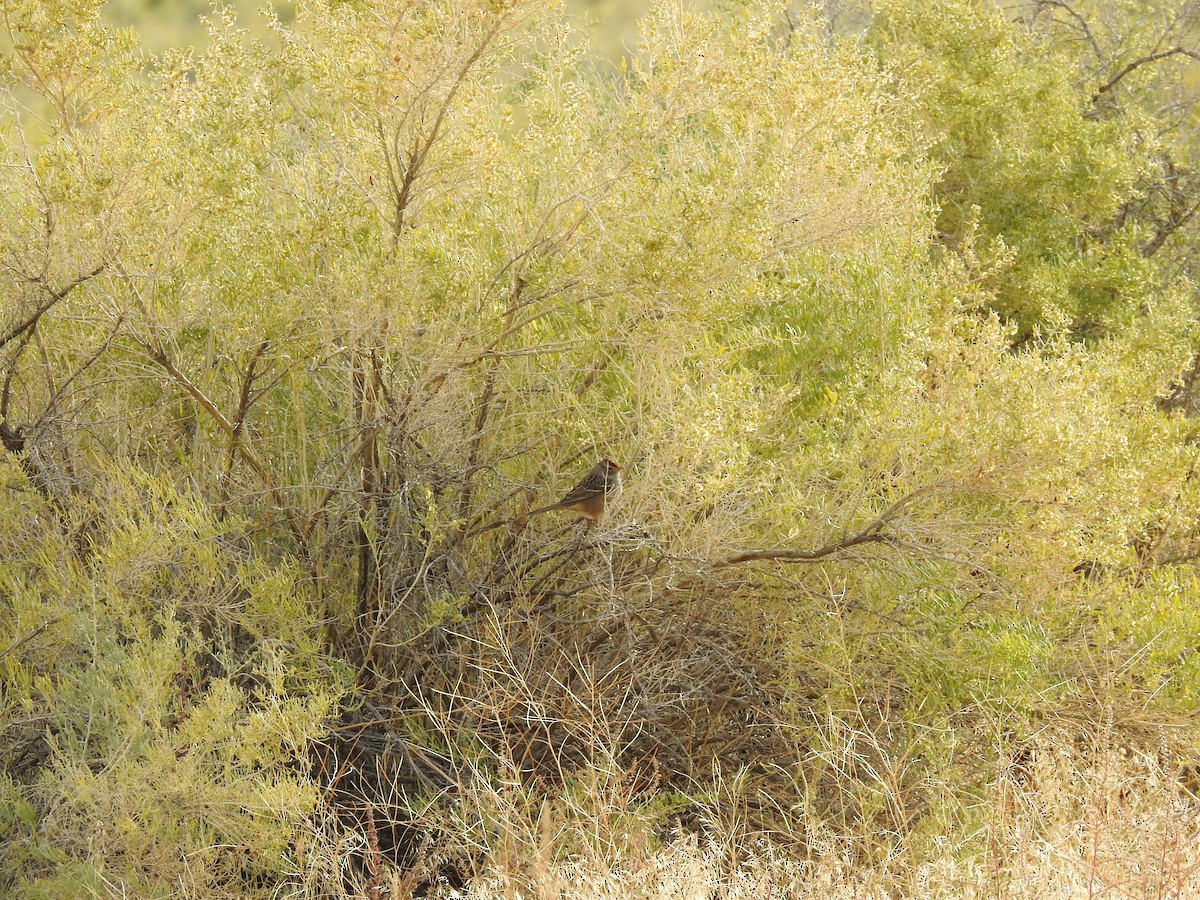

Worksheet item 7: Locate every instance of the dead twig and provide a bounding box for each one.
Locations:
[709,485,941,570]
[217,339,271,518]
[0,264,106,352]
[1093,47,1200,102]
[0,617,61,664]
[137,337,272,487]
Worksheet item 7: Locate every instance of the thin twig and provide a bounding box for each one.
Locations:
[0,617,61,664]
[32,313,125,430]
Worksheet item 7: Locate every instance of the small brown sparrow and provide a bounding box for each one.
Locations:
[527,459,623,525]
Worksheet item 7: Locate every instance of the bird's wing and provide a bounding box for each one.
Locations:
[555,471,605,507]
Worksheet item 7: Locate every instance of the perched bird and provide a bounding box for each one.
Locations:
[527,459,623,525]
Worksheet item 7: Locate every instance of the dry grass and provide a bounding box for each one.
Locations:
[446,744,1200,900]
[303,797,1200,900]
[297,678,1200,900]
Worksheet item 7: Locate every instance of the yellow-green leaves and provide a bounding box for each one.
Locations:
[870,0,1166,337]
[4,0,1200,892]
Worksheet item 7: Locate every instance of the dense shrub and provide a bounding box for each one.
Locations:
[2,0,1200,896]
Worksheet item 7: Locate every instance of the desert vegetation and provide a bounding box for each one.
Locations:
[3,0,1200,896]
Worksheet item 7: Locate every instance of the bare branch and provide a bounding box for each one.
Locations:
[1033,1,1103,67]
[458,277,526,523]
[1142,196,1200,258]
[386,18,507,242]
[217,340,271,517]
[1,326,35,419]
[136,337,273,489]
[32,313,125,430]
[709,485,941,570]
[0,264,105,352]
[0,617,61,665]
[1094,47,1200,102]
[710,530,898,569]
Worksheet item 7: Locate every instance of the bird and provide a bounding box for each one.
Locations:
[526,459,623,525]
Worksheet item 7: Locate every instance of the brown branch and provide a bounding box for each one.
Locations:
[710,530,898,569]
[0,264,105,352]
[137,337,274,491]
[1,327,35,419]
[0,418,87,551]
[0,302,105,530]
[0,617,61,664]
[1093,47,1200,102]
[387,18,506,242]
[32,313,124,430]
[353,348,385,650]
[1033,1,1103,67]
[301,427,380,541]
[377,116,402,234]
[217,340,271,518]
[709,486,938,570]
[1142,196,1200,258]
[227,340,271,444]
[457,276,526,524]
[145,343,234,437]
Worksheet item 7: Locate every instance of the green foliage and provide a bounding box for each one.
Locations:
[868,0,1167,337]
[0,473,344,894]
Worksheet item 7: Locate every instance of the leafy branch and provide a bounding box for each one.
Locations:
[379,9,527,243]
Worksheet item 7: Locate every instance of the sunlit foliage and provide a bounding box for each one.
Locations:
[2,0,1200,895]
